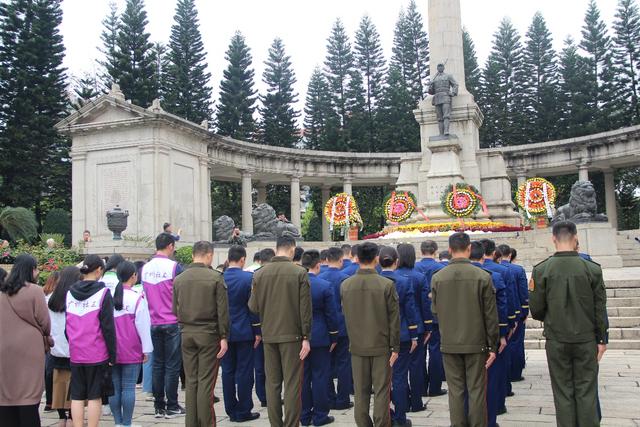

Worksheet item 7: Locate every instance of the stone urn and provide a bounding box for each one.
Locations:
[106,205,129,240]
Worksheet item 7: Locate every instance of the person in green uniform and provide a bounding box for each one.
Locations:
[431,232,499,427]
[248,235,312,427]
[529,221,607,427]
[341,242,400,427]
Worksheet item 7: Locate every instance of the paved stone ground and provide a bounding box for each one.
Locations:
[40,349,640,426]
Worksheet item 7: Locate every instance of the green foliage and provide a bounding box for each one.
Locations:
[211,181,242,229]
[324,19,355,129]
[72,73,102,110]
[303,68,339,150]
[174,245,193,265]
[98,2,120,89]
[301,201,322,242]
[10,240,81,285]
[353,187,387,237]
[612,0,640,125]
[463,28,481,98]
[377,66,420,152]
[0,207,38,242]
[42,208,71,244]
[122,234,154,247]
[39,233,65,246]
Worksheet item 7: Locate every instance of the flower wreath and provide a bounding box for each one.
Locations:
[516,178,556,218]
[324,193,363,231]
[383,191,417,223]
[441,183,483,218]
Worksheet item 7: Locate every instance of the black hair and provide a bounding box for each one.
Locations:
[163,222,171,231]
[301,250,320,270]
[80,254,104,276]
[448,232,470,253]
[0,267,6,285]
[276,235,296,250]
[497,244,511,259]
[293,247,304,262]
[350,244,360,258]
[341,244,351,256]
[420,240,438,255]
[48,266,82,313]
[155,232,176,251]
[134,260,146,285]
[83,229,90,234]
[228,245,247,262]
[379,246,398,268]
[552,220,577,242]
[0,254,37,296]
[480,239,496,257]
[510,248,518,262]
[253,252,261,262]
[112,261,138,311]
[469,241,484,261]
[357,242,379,265]
[493,247,503,262]
[105,254,125,272]
[439,250,451,260]
[260,248,275,263]
[192,241,214,258]
[320,249,329,261]
[397,243,416,269]
[327,247,343,263]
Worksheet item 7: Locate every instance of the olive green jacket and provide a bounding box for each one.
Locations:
[172,263,229,338]
[248,256,312,344]
[530,252,607,344]
[341,269,400,356]
[431,258,499,354]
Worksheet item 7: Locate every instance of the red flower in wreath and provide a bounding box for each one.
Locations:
[384,191,417,223]
[516,178,556,217]
[441,184,482,218]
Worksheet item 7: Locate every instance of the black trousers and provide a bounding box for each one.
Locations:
[0,404,41,427]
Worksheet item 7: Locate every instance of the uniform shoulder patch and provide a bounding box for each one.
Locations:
[533,256,551,269]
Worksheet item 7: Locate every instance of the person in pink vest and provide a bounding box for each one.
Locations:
[108,261,153,427]
[141,233,185,419]
[66,255,116,427]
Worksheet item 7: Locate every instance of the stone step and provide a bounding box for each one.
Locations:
[623,260,640,267]
[527,317,640,329]
[608,306,640,317]
[604,280,640,289]
[526,327,640,340]
[525,339,640,350]
[607,288,640,297]
[607,297,640,307]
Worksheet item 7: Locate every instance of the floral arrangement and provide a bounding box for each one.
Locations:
[384,191,417,223]
[363,221,530,240]
[324,192,363,231]
[441,183,483,218]
[516,178,556,218]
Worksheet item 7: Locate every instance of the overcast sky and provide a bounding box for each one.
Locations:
[60,0,618,111]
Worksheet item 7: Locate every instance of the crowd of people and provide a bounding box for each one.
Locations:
[0,220,607,427]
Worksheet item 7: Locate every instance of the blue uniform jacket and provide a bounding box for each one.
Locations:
[504,261,529,320]
[308,273,339,348]
[483,259,518,328]
[472,262,509,337]
[396,267,426,336]
[380,270,418,342]
[320,264,329,275]
[318,267,350,337]
[223,267,260,342]
[341,261,359,277]
[415,258,443,331]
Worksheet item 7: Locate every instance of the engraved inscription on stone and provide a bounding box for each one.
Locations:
[98,162,131,233]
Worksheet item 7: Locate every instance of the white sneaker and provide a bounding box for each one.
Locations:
[102,404,111,416]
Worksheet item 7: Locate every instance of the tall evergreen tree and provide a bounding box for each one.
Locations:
[344,70,369,151]
[612,0,640,124]
[303,67,339,150]
[163,0,212,124]
[463,28,482,98]
[98,2,120,90]
[72,73,102,110]
[216,31,257,140]
[324,19,354,129]
[259,38,299,148]
[115,0,157,107]
[403,0,430,101]
[150,42,169,101]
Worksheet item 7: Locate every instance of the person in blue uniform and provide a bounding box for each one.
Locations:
[340,244,352,270]
[415,240,447,397]
[438,250,451,265]
[380,246,418,427]
[341,245,360,276]
[301,250,339,426]
[396,243,427,413]
[470,242,508,427]
[318,247,353,410]
[500,244,528,383]
[222,246,261,422]
[319,250,329,275]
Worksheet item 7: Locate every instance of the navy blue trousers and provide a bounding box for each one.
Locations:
[487,349,507,426]
[328,336,352,408]
[505,335,516,395]
[302,346,332,425]
[391,342,411,424]
[509,322,526,380]
[254,341,266,404]
[222,341,255,420]
[408,341,425,411]
[427,329,445,394]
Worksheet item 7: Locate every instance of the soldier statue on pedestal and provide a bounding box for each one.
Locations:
[428,63,459,136]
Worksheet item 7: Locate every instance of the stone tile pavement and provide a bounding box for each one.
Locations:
[40,350,640,426]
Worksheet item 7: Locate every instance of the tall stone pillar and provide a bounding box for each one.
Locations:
[516,170,527,187]
[321,185,331,242]
[428,0,466,93]
[199,158,212,240]
[343,177,353,195]
[256,182,267,205]
[241,170,253,234]
[290,174,302,229]
[604,169,618,229]
[71,151,87,244]
[579,163,590,182]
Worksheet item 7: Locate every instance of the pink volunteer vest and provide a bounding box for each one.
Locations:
[114,289,144,364]
[142,256,178,325]
[66,288,109,364]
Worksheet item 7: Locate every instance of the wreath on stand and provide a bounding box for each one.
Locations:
[383,191,417,223]
[324,193,363,233]
[441,183,484,218]
[516,178,556,218]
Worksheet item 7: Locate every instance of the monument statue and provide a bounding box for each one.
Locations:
[428,63,459,137]
[213,215,236,241]
[551,181,608,224]
[252,203,302,240]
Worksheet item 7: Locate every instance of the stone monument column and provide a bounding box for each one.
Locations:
[604,169,618,228]
[321,185,331,242]
[241,170,254,234]
[428,0,467,94]
[256,182,267,205]
[343,177,353,195]
[579,162,590,182]
[290,174,302,229]
[199,158,212,240]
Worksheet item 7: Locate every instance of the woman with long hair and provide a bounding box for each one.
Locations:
[109,261,153,427]
[0,254,51,427]
[48,266,83,427]
[66,255,116,427]
[43,271,61,413]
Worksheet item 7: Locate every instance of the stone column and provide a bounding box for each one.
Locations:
[290,174,302,229]
[256,182,267,205]
[428,0,467,92]
[604,169,618,229]
[199,158,212,240]
[579,164,590,182]
[343,177,353,195]
[71,151,87,245]
[321,185,331,242]
[241,170,253,234]
[516,171,527,187]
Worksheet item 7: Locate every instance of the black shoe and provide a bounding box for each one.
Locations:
[497,406,507,415]
[232,412,260,422]
[165,405,186,418]
[314,416,335,426]
[214,395,220,403]
[154,408,166,418]
[392,419,412,427]
[260,401,267,408]
[332,402,354,410]
[410,405,426,412]
[428,389,447,397]
[512,376,525,382]
[44,405,53,412]
[506,391,515,397]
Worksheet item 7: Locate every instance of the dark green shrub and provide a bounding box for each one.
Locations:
[43,208,71,245]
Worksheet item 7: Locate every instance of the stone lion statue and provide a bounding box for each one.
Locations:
[252,203,301,240]
[213,215,235,241]
[551,181,608,224]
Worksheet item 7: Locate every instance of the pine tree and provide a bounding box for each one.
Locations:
[259,38,300,148]
[612,0,640,124]
[354,15,386,150]
[303,67,339,150]
[150,42,170,101]
[216,31,257,140]
[344,70,369,151]
[522,12,561,143]
[72,73,102,110]
[98,2,120,90]
[324,19,354,128]
[403,0,430,101]
[115,0,157,107]
[163,0,212,124]
[463,28,482,99]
